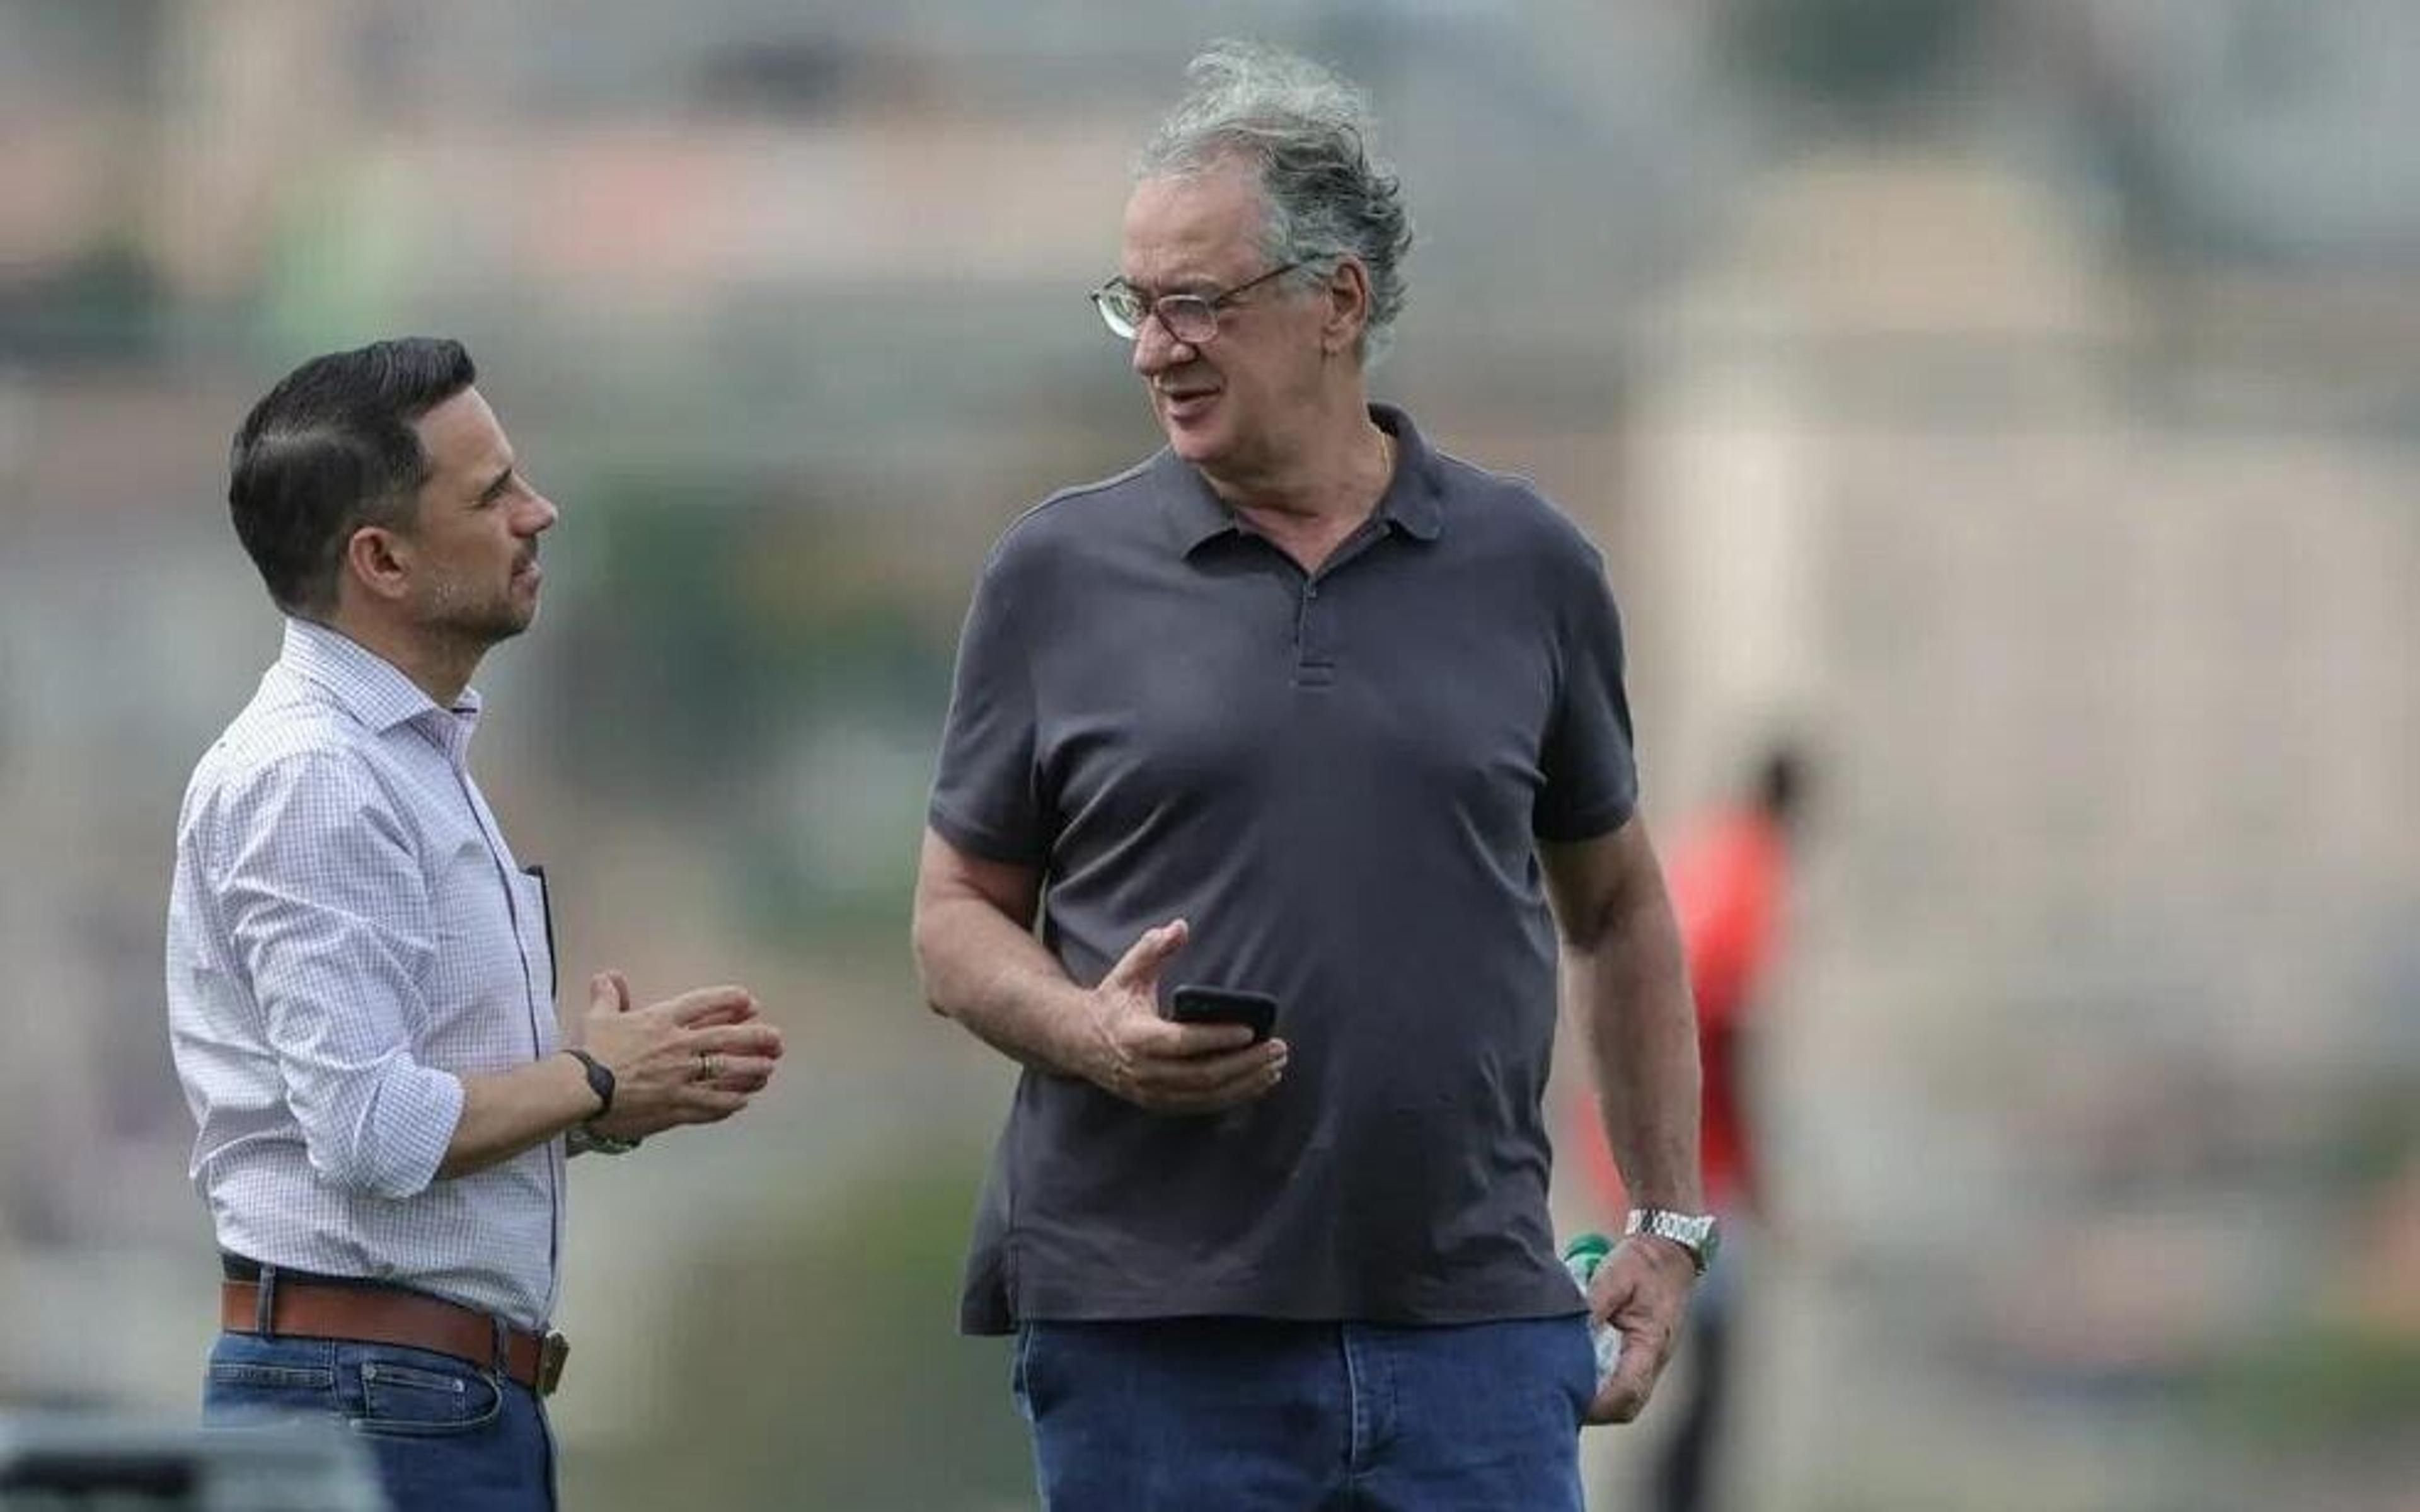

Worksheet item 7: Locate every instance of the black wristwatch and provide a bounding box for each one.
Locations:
[562,1050,640,1155]
[563,1048,616,1115]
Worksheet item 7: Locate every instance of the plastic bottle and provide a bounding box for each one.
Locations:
[1561,1232,1623,1386]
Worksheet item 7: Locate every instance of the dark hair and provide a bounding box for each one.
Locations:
[227,338,478,614]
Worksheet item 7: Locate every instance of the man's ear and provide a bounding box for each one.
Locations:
[1321,258,1372,357]
[343,524,413,606]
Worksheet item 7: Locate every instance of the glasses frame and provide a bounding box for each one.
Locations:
[1090,261,1308,345]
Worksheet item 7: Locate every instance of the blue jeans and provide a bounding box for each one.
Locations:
[204,1331,555,1512]
[1013,1316,1596,1511]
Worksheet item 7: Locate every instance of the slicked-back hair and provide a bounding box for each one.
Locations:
[228,338,478,615]
[1139,40,1413,362]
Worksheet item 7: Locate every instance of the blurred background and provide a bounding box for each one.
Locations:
[2,1,2416,1508]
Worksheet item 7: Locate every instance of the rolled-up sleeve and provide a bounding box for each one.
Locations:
[214,750,463,1199]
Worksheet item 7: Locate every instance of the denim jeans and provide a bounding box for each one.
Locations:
[1014,1315,1596,1511]
[204,1331,555,1512]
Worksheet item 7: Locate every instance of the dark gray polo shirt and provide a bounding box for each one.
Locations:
[931,404,1639,1333]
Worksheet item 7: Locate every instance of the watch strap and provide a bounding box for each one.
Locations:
[562,1048,615,1117]
[561,1050,642,1155]
[1625,1207,1718,1275]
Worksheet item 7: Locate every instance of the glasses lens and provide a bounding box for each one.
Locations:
[1094,286,1143,340]
[1158,296,1217,345]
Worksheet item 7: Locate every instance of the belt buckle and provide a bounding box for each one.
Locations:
[537,1332,570,1397]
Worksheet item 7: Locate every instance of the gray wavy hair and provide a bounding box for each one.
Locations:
[1138,40,1413,362]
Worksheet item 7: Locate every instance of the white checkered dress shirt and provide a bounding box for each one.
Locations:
[167,617,563,1328]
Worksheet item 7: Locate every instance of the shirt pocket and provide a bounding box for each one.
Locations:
[515,864,558,1019]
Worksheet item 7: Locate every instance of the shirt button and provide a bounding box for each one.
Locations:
[1306,585,1320,600]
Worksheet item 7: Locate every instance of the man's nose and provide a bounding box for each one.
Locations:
[523,491,560,535]
[1131,313,1197,377]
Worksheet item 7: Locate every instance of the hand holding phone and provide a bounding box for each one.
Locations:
[1088,921,1286,1114]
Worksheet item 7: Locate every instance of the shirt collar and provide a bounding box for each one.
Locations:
[278,617,483,752]
[1160,401,1446,556]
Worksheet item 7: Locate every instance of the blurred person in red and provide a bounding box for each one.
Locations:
[1571,743,1807,1511]
[168,338,785,1511]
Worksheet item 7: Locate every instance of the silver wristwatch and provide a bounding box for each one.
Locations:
[1625,1208,1720,1275]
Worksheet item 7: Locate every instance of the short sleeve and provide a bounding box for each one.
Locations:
[928,551,1047,865]
[1533,553,1640,842]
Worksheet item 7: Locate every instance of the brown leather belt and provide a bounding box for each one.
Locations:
[221,1278,568,1397]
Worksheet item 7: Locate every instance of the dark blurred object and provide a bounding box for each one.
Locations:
[0,1414,384,1510]
[691,36,861,118]
[1723,0,1988,113]
[0,242,167,364]
[2049,0,2420,269]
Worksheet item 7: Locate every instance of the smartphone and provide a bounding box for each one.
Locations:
[1168,984,1279,1045]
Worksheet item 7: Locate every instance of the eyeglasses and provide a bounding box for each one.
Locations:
[1090,261,1305,345]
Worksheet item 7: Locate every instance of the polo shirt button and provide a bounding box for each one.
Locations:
[1305,586,1319,599]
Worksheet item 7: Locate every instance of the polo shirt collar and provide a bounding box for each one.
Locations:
[1374,403,1446,542]
[279,617,483,736]
[1160,402,1445,556]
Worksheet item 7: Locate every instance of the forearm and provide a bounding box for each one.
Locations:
[1579,886,1703,1213]
[435,1053,599,1180]
[913,892,1102,1081]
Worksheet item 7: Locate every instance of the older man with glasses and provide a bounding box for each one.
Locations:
[914,40,1709,1509]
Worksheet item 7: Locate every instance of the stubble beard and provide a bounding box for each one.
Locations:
[421,567,534,652]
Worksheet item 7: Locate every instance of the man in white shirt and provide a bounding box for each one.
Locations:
[167,337,784,1511]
